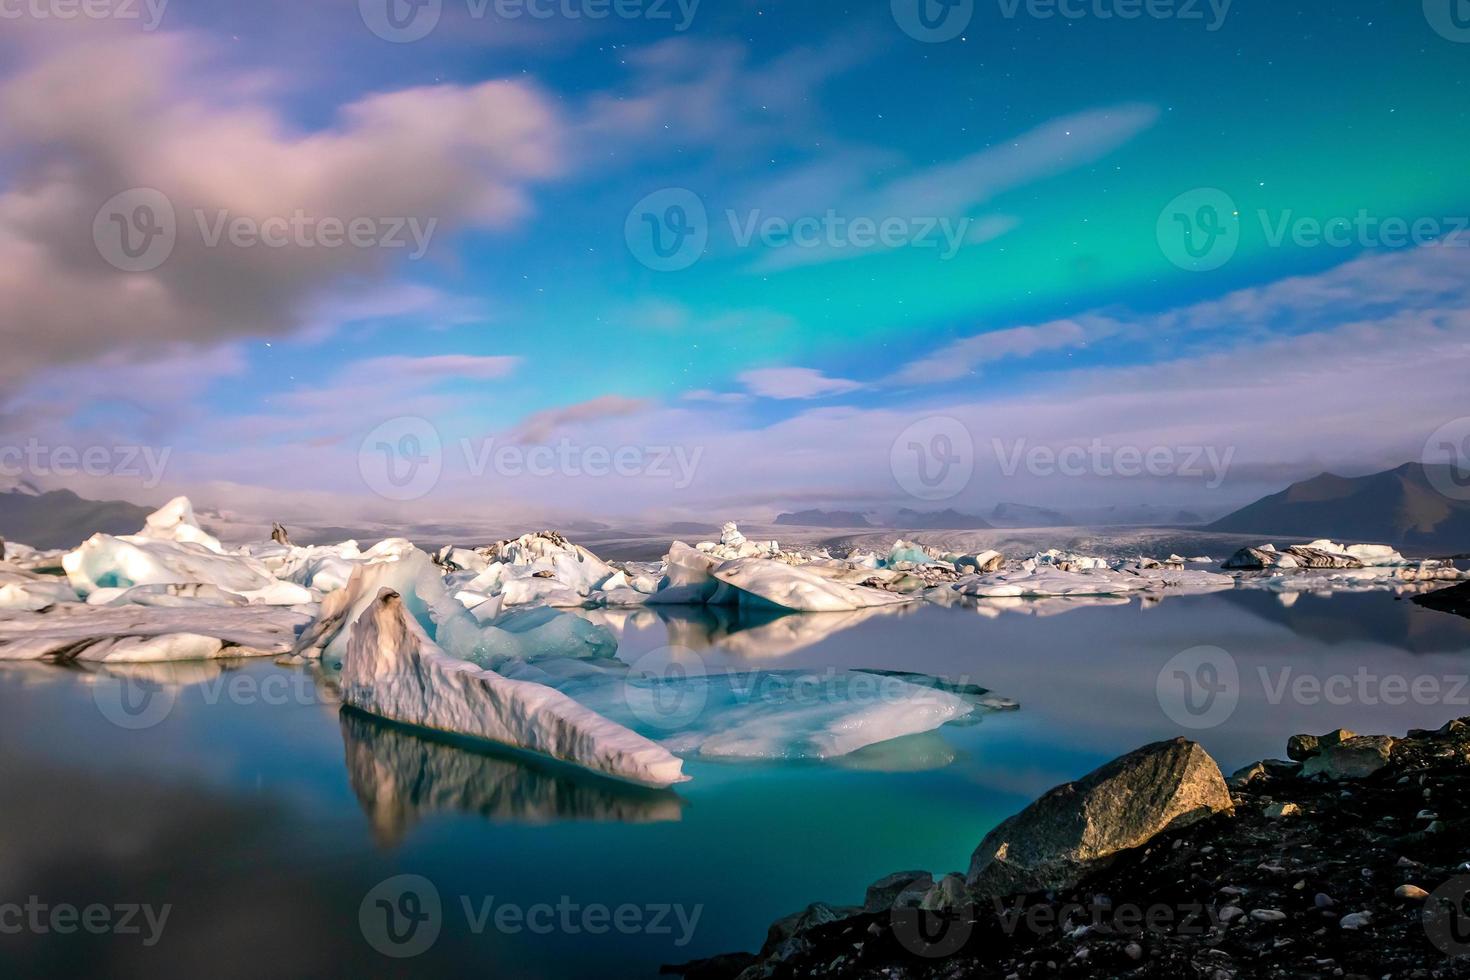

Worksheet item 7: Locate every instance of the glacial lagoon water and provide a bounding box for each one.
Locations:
[3,590,1469,978]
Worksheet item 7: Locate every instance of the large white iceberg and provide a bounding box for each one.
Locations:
[339,588,688,788]
[0,604,310,661]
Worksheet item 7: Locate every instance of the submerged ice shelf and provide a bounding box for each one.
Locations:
[2,498,1464,786]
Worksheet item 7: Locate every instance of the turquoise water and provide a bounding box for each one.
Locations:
[2,590,1469,978]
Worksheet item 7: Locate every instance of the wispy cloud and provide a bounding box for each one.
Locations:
[738,367,864,400]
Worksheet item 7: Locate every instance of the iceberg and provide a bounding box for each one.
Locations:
[709,557,915,612]
[0,604,311,661]
[134,496,225,553]
[339,588,688,788]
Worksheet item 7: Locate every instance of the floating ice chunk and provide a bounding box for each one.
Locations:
[885,540,934,567]
[0,574,78,610]
[710,557,914,612]
[534,657,984,762]
[63,533,282,598]
[698,522,780,560]
[956,566,1152,598]
[646,541,722,605]
[954,550,1004,574]
[293,547,453,666]
[339,588,687,788]
[135,496,225,553]
[0,604,310,660]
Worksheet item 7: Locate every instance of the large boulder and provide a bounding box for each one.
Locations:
[967,738,1233,897]
[1301,735,1394,780]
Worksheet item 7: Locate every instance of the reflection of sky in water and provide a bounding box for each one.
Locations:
[1,592,1468,978]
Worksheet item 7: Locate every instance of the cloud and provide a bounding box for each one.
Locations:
[892,317,1113,383]
[513,395,653,443]
[738,367,863,399]
[683,389,752,405]
[0,30,565,381]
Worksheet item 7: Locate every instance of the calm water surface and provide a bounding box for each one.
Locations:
[2,590,1469,978]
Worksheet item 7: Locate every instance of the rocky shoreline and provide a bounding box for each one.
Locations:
[671,722,1470,979]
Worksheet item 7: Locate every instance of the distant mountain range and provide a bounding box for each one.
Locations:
[773,509,993,529]
[0,486,154,550]
[989,502,1071,528]
[892,508,992,529]
[1209,463,1470,554]
[987,502,1205,528]
[773,510,873,528]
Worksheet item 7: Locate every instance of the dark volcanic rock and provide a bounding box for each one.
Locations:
[1413,581,1470,619]
[674,720,1470,980]
[966,738,1233,898]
